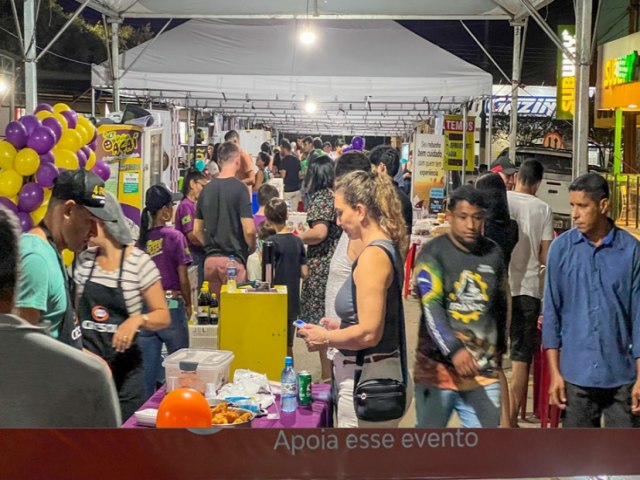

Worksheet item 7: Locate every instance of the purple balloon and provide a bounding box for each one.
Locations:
[17,182,44,213]
[351,136,365,151]
[81,145,91,157]
[42,117,63,142]
[36,162,59,188]
[16,211,33,232]
[34,103,54,114]
[92,160,111,182]
[27,126,56,155]
[60,110,78,129]
[40,151,55,164]
[0,197,18,214]
[76,148,87,169]
[90,127,97,143]
[19,115,42,136]
[89,138,97,151]
[342,145,353,153]
[5,121,28,150]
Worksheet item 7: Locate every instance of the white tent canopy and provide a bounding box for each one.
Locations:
[92,19,492,135]
[77,0,553,21]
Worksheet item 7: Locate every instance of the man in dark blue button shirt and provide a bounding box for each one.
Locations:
[542,173,640,427]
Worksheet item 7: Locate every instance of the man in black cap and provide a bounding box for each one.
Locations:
[15,169,114,349]
[490,158,518,191]
[0,205,121,427]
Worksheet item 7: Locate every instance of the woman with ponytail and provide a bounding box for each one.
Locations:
[137,185,193,398]
[300,170,410,427]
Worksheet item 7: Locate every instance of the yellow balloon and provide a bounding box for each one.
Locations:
[7,196,18,205]
[53,103,71,114]
[62,249,75,267]
[77,116,96,143]
[54,149,79,171]
[30,202,48,225]
[85,150,97,170]
[43,187,52,202]
[0,170,23,197]
[51,113,69,132]
[14,148,40,177]
[57,129,83,152]
[0,141,17,171]
[75,124,89,146]
[35,110,53,121]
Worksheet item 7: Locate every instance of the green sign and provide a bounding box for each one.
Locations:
[556,25,576,120]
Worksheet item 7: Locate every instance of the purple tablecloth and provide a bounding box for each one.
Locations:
[122,384,333,429]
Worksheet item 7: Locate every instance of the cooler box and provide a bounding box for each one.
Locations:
[219,285,287,380]
[163,348,233,392]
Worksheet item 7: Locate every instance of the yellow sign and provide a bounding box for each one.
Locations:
[556,26,576,120]
[443,115,475,172]
[412,134,446,213]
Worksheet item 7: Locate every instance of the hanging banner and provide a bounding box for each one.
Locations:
[412,134,446,213]
[443,115,474,171]
[556,25,576,120]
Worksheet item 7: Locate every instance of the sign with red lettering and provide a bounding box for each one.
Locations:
[443,115,475,171]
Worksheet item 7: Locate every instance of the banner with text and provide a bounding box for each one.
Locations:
[443,115,475,171]
[412,134,446,213]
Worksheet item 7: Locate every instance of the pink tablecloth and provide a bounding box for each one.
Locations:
[122,384,333,429]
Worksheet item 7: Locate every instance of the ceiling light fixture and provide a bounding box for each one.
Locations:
[300,28,316,46]
[305,101,317,114]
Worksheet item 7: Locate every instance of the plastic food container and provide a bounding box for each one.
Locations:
[163,349,234,393]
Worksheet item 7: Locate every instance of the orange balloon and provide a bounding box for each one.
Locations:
[156,388,212,428]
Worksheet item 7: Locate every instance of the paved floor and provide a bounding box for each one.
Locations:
[293,296,540,428]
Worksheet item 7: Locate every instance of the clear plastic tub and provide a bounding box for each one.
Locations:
[163,349,234,393]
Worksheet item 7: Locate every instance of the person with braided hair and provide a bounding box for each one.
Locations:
[300,170,410,427]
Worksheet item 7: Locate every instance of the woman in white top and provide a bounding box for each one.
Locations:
[73,192,170,421]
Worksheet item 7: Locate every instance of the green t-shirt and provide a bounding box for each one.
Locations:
[15,234,67,338]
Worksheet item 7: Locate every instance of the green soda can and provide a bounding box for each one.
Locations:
[297,371,312,406]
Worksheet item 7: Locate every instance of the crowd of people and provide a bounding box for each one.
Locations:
[1,130,639,430]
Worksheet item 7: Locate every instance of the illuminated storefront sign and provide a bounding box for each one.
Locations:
[603,51,638,89]
[556,25,576,120]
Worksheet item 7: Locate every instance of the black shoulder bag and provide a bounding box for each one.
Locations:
[352,242,408,422]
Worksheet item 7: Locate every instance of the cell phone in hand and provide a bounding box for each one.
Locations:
[293,319,307,329]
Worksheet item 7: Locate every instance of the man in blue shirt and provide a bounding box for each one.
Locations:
[542,173,640,427]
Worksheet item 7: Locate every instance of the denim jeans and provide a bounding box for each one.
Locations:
[138,299,189,399]
[415,383,501,428]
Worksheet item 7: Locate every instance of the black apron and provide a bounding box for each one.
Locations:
[78,249,145,421]
[38,222,83,350]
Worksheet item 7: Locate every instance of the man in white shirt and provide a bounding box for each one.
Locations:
[507,159,554,427]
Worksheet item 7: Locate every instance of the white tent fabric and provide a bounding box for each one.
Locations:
[78,0,553,20]
[92,19,492,135]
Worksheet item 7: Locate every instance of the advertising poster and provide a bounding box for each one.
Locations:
[443,115,475,171]
[96,125,143,224]
[412,134,446,213]
[556,25,576,120]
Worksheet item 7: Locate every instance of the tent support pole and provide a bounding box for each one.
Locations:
[110,19,121,112]
[9,0,25,55]
[23,0,37,112]
[518,0,576,64]
[35,0,92,62]
[462,103,468,185]
[509,22,523,163]
[91,87,96,117]
[487,96,493,165]
[459,21,510,83]
[573,0,592,179]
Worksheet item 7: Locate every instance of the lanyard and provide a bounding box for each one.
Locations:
[38,222,75,300]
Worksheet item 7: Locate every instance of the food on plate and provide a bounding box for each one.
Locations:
[211,401,253,425]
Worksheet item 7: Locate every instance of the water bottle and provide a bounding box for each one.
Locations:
[281,356,297,413]
[226,255,238,293]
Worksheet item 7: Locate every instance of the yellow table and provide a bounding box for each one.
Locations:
[219,285,288,380]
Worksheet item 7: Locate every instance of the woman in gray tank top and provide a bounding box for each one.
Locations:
[300,170,410,427]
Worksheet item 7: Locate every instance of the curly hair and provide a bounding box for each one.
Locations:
[335,170,408,255]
